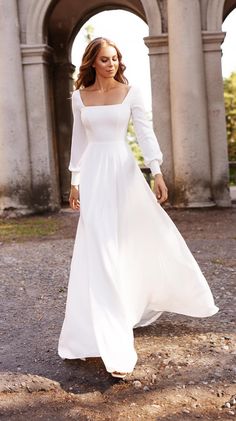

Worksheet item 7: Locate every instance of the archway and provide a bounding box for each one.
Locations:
[26,0,162,45]
[24,0,163,206]
[206,0,236,31]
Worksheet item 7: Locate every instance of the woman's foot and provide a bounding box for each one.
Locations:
[111,371,129,379]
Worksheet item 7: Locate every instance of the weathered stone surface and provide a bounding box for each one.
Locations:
[0,0,232,213]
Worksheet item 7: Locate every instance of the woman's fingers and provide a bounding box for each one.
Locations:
[156,183,162,201]
[69,193,80,210]
[155,179,168,204]
[72,198,80,210]
[159,184,168,204]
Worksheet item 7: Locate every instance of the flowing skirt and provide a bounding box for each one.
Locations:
[58,139,218,373]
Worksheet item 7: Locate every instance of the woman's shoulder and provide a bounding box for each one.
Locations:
[71,89,84,109]
[71,89,81,103]
[71,88,81,97]
[128,84,140,93]
[126,84,142,101]
[117,82,133,93]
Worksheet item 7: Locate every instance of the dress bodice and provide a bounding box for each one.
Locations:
[68,85,163,185]
[81,103,131,144]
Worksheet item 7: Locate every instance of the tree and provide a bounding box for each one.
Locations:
[223,72,236,161]
[84,25,94,44]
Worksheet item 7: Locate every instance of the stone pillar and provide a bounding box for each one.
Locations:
[0,0,32,215]
[144,35,174,205]
[21,44,60,212]
[53,61,75,203]
[167,0,214,207]
[203,32,231,206]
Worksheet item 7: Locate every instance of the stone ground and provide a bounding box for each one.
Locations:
[0,204,236,421]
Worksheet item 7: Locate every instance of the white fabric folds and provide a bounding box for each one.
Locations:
[58,85,219,374]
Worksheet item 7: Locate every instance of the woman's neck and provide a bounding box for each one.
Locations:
[92,77,118,92]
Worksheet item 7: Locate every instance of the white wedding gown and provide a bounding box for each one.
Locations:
[58,85,219,373]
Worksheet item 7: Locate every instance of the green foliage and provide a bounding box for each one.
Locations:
[127,119,144,166]
[84,25,94,44]
[224,72,236,161]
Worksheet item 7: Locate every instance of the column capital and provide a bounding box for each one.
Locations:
[202,31,226,52]
[144,34,168,55]
[21,44,53,65]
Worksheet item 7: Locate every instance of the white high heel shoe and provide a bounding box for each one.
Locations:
[111,371,129,379]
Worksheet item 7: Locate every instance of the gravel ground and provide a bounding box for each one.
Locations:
[0,206,236,421]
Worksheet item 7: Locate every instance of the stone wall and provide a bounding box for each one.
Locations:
[0,0,234,214]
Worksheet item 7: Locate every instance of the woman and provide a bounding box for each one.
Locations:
[58,37,218,379]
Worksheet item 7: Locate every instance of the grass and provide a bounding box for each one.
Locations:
[229,167,236,186]
[0,215,59,242]
[210,257,236,268]
[211,258,226,265]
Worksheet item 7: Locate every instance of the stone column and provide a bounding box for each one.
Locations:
[167,0,214,207]
[203,32,231,206]
[0,0,32,215]
[144,35,174,205]
[21,44,60,212]
[53,61,75,203]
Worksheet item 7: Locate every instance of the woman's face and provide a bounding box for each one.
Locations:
[93,45,119,79]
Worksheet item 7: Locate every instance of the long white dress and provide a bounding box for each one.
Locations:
[58,85,219,374]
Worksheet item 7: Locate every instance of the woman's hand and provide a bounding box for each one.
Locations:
[69,185,80,210]
[154,174,168,204]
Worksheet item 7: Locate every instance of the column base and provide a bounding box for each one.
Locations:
[0,204,61,218]
[172,201,216,209]
[214,198,232,207]
[0,207,34,218]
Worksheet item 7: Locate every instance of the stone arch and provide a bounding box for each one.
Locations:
[26,0,52,44]
[67,1,162,57]
[206,0,236,31]
[140,0,162,36]
[26,0,162,47]
[24,0,163,204]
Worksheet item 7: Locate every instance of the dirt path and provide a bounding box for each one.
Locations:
[0,206,236,420]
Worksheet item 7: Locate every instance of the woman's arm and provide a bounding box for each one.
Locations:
[130,86,168,204]
[68,91,88,186]
[68,91,88,210]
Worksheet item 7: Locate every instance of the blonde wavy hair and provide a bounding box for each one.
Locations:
[74,37,128,90]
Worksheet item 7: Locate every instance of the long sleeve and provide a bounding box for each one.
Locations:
[68,91,88,185]
[130,86,163,176]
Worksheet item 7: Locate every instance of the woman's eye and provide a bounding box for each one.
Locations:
[101,58,117,63]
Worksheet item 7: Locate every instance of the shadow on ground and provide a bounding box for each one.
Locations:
[1,207,236,420]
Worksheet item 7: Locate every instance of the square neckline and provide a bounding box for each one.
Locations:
[77,85,133,108]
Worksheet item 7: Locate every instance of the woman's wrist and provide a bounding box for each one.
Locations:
[150,160,162,177]
[71,184,79,190]
[71,171,80,186]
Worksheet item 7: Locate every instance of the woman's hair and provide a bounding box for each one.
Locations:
[74,37,128,90]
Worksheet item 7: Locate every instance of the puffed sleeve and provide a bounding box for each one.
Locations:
[68,91,88,185]
[130,86,163,176]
